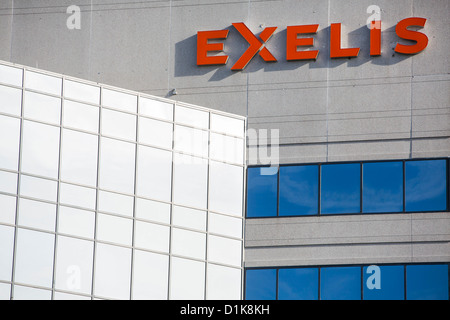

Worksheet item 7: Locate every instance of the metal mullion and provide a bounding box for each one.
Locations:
[50,75,65,300]
[10,67,25,300]
[167,101,176,300]
[204,111,211,300]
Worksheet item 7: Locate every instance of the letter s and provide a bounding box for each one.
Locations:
[395,17,428,54]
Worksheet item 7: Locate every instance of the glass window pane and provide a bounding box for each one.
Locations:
[363,162,403,213]
[139,117,173,149]
[13,285,51,300]
[0,85,22,116]
[406,264,449,300]
[209,161,243,217]
[173,153,208,209]
[171,228,206,260]
[132,250,169,300]
[405,160,447,212]
[102,89,137,114]
[61,129,98,187]
[101,108,136,141]
[94,243,131,300]
[279,165,319,216]
[0,64,23,86]
[0,194,16,225]
[210,113,244,137]
[99,137,135,194]
[55,236,93,295]
[245,269,276,300]
[210,133,244,165]
[63,100,99,133]
[0,225,15,281]
[173,125,208,158]
[172,206,206,231]
[20,175,57,202]
[175,105,209,129]
[18,198,56,232]
[321,163,361,214]
[278,268,319,300]
[363,265,404,300]
[0,170,17,194]
[208,213,242,239]
[58,206,95,239]
[320,266,361,300]
[136,146,172,202]
[96,214,133,246]
[0,115,20,171]
[135,197,170,224]
[208,235,241,267]
[53,292,91,300]
[25,70,61,96]
[23,91,61,125]
[170,257,205,300]
[246,167,278,218]
[98,190,133,217]
[139,97,173,121]
[64,79,100,105]
[21,120,60,179]
[14,228,55,288]
[207,264,241,300]
[0,283,11,300]
[134,221,169,253]
[59,183,96,211]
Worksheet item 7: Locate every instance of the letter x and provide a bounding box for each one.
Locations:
[231,22,277,70]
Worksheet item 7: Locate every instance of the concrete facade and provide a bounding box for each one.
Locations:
[1,0,449,272]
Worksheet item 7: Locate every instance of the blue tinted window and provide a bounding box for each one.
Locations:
[245,269,276,300]
[320,266,361,300]
[406,264,449,300]
[363,265,404,300]
[363,162,403,213]
[278,268,319,300]
[405,160,447,212]
[279,165,318,216]
[246,167,278,217]
[321,163,361,214]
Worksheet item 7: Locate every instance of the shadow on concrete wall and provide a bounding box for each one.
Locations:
[174,24,412,81]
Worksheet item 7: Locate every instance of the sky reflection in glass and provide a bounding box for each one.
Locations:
[246,167,278,217]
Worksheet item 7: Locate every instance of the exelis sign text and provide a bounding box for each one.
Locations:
[197,17,428,70]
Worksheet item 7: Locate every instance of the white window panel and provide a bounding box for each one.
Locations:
[0,170,17,194]
[209,161,244,217]
[20,175,57,203]
[63,100,99,133]
[208,213,242,239]
[175,105,209,129]
[25,70,61,96]
[102,88,137,114]
[14,228,55,288]
[101,108,136,141]
[54,236,93,295]
[210,133,244,165]
[0,64,23,87]
[134,221,169,253]
[206,264,241,300]
[98,190,134,217]
[172,206,206,232]
[139,117,173,149]
[21,120,60,179]
[170,257,205,300]
[132,250,169,300]
[61,129,98,187]
[59,183,96,211]
[172,153,208,209]
[139,97,173,121]
[171,228,206,260]
[136,145,172,202]
[13,285,52,300]
[0,85,22,116]
[174,125,208,158]
[64,79,100,105]
[23,91,61,125]
[96,213,133,246]
[58,206,95,239]
[0,225,15,282]
[0,115,20,171]
[210,113,245,138]
[135,198,170,225]
[0,194,16,225]
[94,243,131,300]
[18,198,56,232]
[207,235,242,268]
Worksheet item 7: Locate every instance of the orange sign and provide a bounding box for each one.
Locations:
[197,17,428,70]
